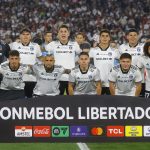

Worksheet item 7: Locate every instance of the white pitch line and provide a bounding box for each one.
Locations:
[77,143,90,150]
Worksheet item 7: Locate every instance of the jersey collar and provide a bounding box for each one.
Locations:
[98,44,110,51]
[128,43,138,48]
[59,41,69,45]
[79,65,90,74]
[21,42,30,46]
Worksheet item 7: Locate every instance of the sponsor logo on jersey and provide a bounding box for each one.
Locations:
[15,126,32,137]
[107,126,124,137]
[144,126,150,137]
[125,126,142,137]
[33,126,51,137]
[52,126,69,137]
[70,126,88,137]
[129,75,134,79]
[108,52,112,56]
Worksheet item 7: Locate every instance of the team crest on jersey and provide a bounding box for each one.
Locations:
[117,75,120,78]
[88,75,93,79]
[125,49,128,51]
[30,46,34,51]
[18,46,21,49]
[96,53,99,55]
[69,51,73,53]
[69,46,72,49]
[146,63,150,69]
[137,47,141,52]
[54,73,58,77]
[57,46,60,48]
[77,77,80,79]
[129,75,134,79]
[108,52,112,56]
[41,72,44,75]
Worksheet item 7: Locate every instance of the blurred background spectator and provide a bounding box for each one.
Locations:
[1,0,149,45]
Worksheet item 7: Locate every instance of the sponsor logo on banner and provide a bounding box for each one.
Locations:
[90,127,104,136]
[107,126,124,137]
[144,126,150,137]
[52,126,69,137]
[125,126,142,137]
[15,126,32,137]
[70,126,88,137]
[33,126,50,137]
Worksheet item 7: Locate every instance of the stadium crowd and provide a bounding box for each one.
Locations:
[1,0,150,44]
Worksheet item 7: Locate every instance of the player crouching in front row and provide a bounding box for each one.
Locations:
[109,53,142,96]
[68,52,102,95]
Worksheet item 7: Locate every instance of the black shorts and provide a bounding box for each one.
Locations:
[0,89,24,101]
[102,87,110,95]
[145,90,150,98]
[24,82,37,98]
[59,81,69,95]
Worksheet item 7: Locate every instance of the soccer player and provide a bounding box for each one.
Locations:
[32,54,70,96]
[137,42,150,98]
[75,32,91,53]
[0,50,29,100]
[9,28,42,98]
[68,52,101,95]
[119,28,145,97]
[109,53,142,96]
[89,29,119,95]
[45,24,81,95]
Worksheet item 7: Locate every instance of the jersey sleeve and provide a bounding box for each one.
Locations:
[75,42,82,55]
[89,48,94,58]
[135,69,142,83]
[69,70,75,83]
[94,68,101,81]
[45,42,54,55]
[136,56,144,69]
[108,68,117,82]
[59,66,65,74]
[35,44,42,57]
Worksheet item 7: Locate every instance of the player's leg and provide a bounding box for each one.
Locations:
[59,81,69,95]
[24,82,37,98]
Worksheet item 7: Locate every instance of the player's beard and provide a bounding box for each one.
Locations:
[44,65,54,73]
[10,63,19,71]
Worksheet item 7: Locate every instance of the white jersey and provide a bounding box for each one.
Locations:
[32,64,65,96]
[45,40,81,81]
[119,43,144,65]
[109,65,142,96]
[89,46,119,87]
[0,62,29,90]
[119,43,145,83]
[69,65,101,95]
[9,42,42,81]
[137,56,150,91]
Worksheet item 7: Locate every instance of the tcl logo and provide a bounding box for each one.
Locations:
[107,126,124,137]
[33,126,51,137]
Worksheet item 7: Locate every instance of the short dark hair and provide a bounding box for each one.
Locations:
[143,41,150,57]
[100,29,111,36]
[9,50,20,57]
[120,53,132,60]
[79,52,89,57]
[20,28,31,34]
[58,24,69,31]
[126,28,138,35]
[44,31,52,35]
[75,32,86,38]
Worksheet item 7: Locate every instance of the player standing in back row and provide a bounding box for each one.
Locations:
[45,24,81,95]
[89,29,119,95]
[119,28,145,97]
[9,28,42,98]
